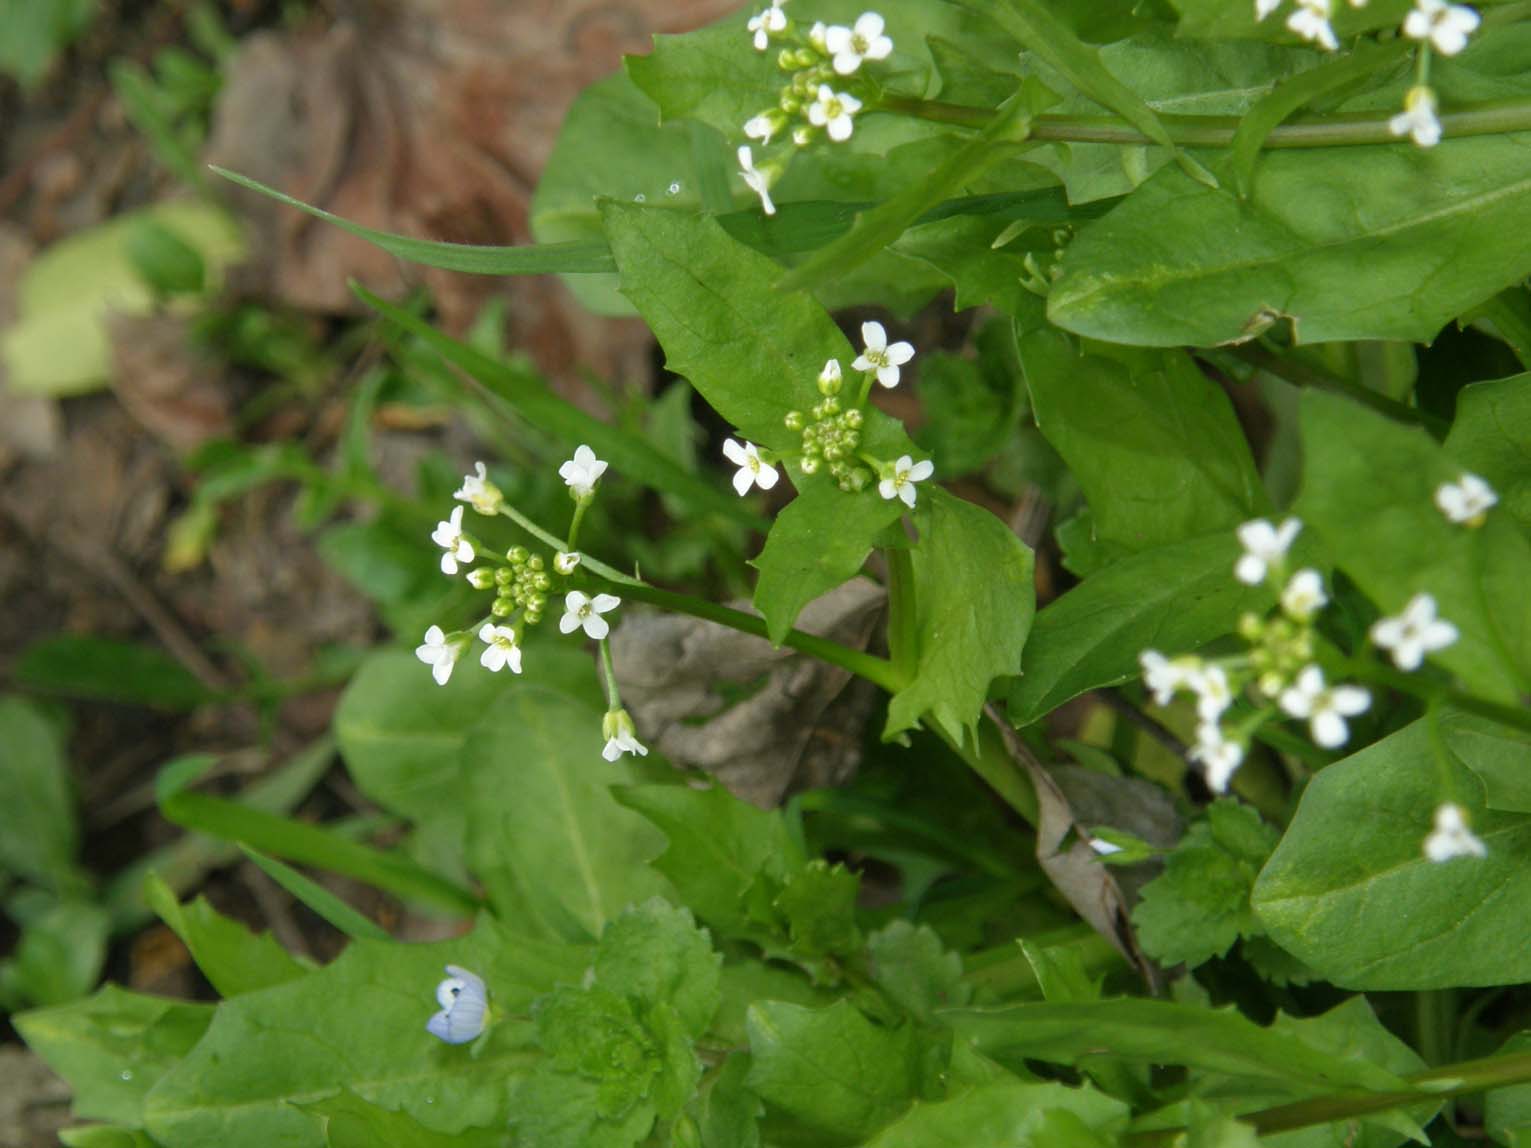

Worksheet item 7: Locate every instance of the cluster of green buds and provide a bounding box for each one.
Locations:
[1239,609,1317,699]
[483,547,550,625]
[785,360,870,493]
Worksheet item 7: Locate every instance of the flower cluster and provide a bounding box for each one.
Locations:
[729,322,930,505]
[735,4,895,213]
[1255,0,1480,150]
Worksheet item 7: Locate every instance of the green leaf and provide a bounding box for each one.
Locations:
[237,846,391,943]
[867,921,970,1025]
[462,686,669,940]
[1252,717,1531,989]
[355,286,761,531]
[14,636,220,710]
[1,897,108,1007]
[58,1127,157,1148]
[142,918,584,1148]
[1019,939,1103,1004]
[865,1080,1129,1148]
[534,985,672,1120]
[1049,138,1531,347]
[301,1090,507,1148]
[690,1053,762,1148]
[1295,390,1531,700]
[746,999,921,1141]
[1438,707,1531,814]
[1485,1032,1531,1146]
[593,899,722,1039]
[944,998,1411,1092]
[1445,373,1531,532]
[911,330,1028,476]
[1132,802,1279,969]
[511,1067,657,1148]
[1007,532,1274,725]
[1018,307,1267,552]
[213,167,614,274]
[142,872,307,996]
[0,695,77,890]
[775,861,863,965]
[0,0,97,86]
[886,489,1034,742]
[15,985,213,1126]
[613,783,802,943]
[625,25,780,140]
[751,480,905,644]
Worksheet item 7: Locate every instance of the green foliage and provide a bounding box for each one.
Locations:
[865,1079,1129,1148]
[1446,373,1531,531]
[14,637,221,710]
[0,695,77,891]
[142,873,306,996]
[0,0,96,86]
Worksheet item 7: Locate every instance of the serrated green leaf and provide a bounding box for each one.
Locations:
[536,985,660,1118]
[746,999,921,1141]
[1050,139,1531,347]
[463,686,668,940]
[1252,717,1531,989]
[865,1080,1129,1148]
[594,899,722,1039]
[15,985,213,1126]
[0,695,77,891]
[301,1090,507,1148]
[885,488,1035,742]
[512,1066,657,1148]
[1019,939,1102,1004]
[143,872,306,997]
[142,919,584,1148]
[1445,373,1531,532]
[1008,532,1275,725]
[1295,390,1531,700]
[868,921,969,1025]
[775,861,863,965]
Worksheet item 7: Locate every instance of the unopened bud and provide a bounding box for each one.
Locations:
[466,568,496,590]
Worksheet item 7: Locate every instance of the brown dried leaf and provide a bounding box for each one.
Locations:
[107,313,232,453]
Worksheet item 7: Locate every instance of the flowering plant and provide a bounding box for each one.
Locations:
[17,1,1531,1146]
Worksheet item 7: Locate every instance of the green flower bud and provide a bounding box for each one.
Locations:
[491,599,515,618]
[785,410,805,431]
[507,546,528,565]
[466,568,496,590]
[527,555,544,572]
[800,456,820,475]
[844,407,863,428]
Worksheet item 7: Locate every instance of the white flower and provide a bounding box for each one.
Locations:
[560,590,621,640]
[1235,517,1301,585]
[1423,803,1487,862]
[478,623,523,674]
[807,20,829,51]
[1255,0,1282,17]
[807,84,862,143]
[851,321,915,389]
[1404,0,1480,55]
[722,438,780,497]
[824,12,894,75]
[1287,0,1338,50]
[453,461,503,516]
[1389,85,1443,148]
[737,146,776,216]
[747,0,787,51]
[1281,568,1328,621]
[1434,472,1497,525]
[878,454,933,509]
[1189,664,1235,723]
[427,965,489,1044]
[1191,724,1245,794]
[415,625,465,686]
[1370,593,1459,671]
[1140,649,1201,706]
[559,444,608,499]
[431,506,475,576]
[1088,837,1124,856]
[601,709,649,762]
[744,114,779,144]
[1279,666,1370,749]
[553,551,581,576]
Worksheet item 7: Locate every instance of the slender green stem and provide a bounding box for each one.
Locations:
[598,639,622,710]
[567,498,591,552]
[1127,1050,1531,1146]
[884,546,918,686]
[877,94,1531,149]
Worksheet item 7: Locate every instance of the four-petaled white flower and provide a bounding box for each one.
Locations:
[1279,665,1370,749]
[744,114,779,144]
[1390,85,1443,148]
[1140,649,1201,706]
[1235,517,1301,585]
[807,85,862,143]
[1189,665,1235,723]
[453,461,503,516]
[722,438,780,497]
[1423,802,1487,862]
[431,506,475,576]
[1191,724,1245,793]
[554,551,581,576]
[1370,592,1458,671]
[747,0,787,51]
[825,12,894,75]
[1281,568,1328,621]
[852,321,915,388]
[427,965,489,1045]
[1434,472,1497,525]
[602,709,649,762]
[1404,0,1480,55]
[560,590,621,640]
[415,625,465,687]
[559,444,608,499]
[1287,0,1339,50]
[737,146,776,216]
[478,623,523,674]
[878,454,933,508]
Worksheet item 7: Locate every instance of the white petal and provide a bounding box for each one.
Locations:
[431,658,454,686]
[756,463,780,490]
[907,459,935,482]
[885,340,915,366]
[878,478,897,500]
[892,454,913,471]
[899,482,917,508]
[559,613,581,634]
[1311,710,1348,749]
[824,24,853,52]
[855,11,885,38]
[1234,554,1266,585]
[733,467,756,497]
[592,594,622,613]
[807,102,829,127]
[722,438,749,466]
[876,364,901,388]
[832,51,861,75]
[861,322,888,352]
[440,553,458,576]
[566,590,590,612]
[851,353,873,372]
[840,92,863,114]
[583,614,611,641]
[1332,686,1371,716]
[424,625,445,646]
[481,645,504,671]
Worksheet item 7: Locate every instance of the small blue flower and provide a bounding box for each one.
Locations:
[427,965,488,1045]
